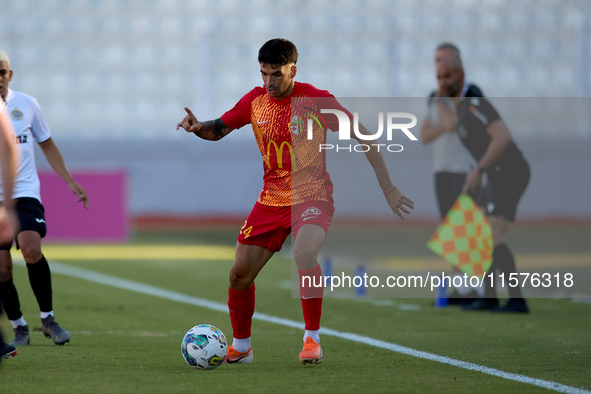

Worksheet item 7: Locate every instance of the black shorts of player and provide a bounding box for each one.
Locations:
[435,172,468,219]
[476,161,530,222]
[0,197,47,250]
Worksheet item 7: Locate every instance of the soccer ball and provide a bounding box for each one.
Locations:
[181,324,228,370]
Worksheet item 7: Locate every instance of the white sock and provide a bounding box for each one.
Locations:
[303,330,320,344]
[40,311,54,319]
[232,337,251,353]
[10,317,27,329]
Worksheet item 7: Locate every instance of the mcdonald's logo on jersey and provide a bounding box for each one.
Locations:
[266,140,297,171]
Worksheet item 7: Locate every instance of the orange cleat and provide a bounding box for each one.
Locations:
[299,337,322,364]
[224,345,253,364]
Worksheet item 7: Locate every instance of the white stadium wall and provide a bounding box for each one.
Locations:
[3,0,591,220]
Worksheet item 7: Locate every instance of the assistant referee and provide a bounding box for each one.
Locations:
[436,56,530,313]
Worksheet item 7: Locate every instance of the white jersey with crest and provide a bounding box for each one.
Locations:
[0,88,51,202]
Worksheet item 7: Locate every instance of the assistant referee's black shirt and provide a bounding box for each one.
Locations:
[456,97,528,180]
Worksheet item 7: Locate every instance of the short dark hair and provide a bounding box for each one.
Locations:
[436,42,461,58]
[438,56,464,71]
[258,38,298,65]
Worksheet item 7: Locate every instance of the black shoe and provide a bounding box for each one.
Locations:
[0,341,17,359]
[10,325,30,346]
[462,298,499,311]
[491,298,530,314]
[42,316,70,345]
[447,289,479,306]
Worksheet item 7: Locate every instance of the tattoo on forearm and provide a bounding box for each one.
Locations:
[198,118,231,141]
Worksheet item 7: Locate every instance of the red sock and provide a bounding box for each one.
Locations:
[228,283,255,339]
[298,264,323,331]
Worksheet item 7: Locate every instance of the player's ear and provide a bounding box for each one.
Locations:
[8,69,13,81]
[290,64,297,79]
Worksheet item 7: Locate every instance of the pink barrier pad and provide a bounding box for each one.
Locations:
[38,171,128,242]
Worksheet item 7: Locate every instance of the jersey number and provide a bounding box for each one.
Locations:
[240,222,253,239]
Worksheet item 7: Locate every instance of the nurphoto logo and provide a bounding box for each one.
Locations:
[307,109,419,152]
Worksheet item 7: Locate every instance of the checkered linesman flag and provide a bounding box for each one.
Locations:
[427,194,493,277]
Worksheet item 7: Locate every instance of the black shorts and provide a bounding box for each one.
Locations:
[434,172,467,219]
[0,197,47,250]
[476,162,530,222]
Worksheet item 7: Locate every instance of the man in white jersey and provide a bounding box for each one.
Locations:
[420,43,483,305]
[0,50,89,346]
[0,98,19,361]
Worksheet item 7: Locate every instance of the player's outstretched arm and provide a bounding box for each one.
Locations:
[176,107,234,141]
[352,122,415,220]
[38,137,89,209]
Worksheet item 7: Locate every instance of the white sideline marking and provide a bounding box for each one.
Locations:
[14,259,589,394]
[572,299,591,305]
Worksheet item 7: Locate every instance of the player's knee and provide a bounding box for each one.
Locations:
[20,244,43,264]
[293,247,317,270]
[229,267,253,291]
[0,264,12,282]
[487,216,508,246]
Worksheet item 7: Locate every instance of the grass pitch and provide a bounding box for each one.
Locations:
[1,226,590,393]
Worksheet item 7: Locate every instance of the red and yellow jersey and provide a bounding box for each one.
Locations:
[221,82,350,207]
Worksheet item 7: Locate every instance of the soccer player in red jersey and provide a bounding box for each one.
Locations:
[177,38,414,364]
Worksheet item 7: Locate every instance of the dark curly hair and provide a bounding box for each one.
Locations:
[258,38,298,65]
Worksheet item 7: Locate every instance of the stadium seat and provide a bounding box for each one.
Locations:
[0,0,588,138]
